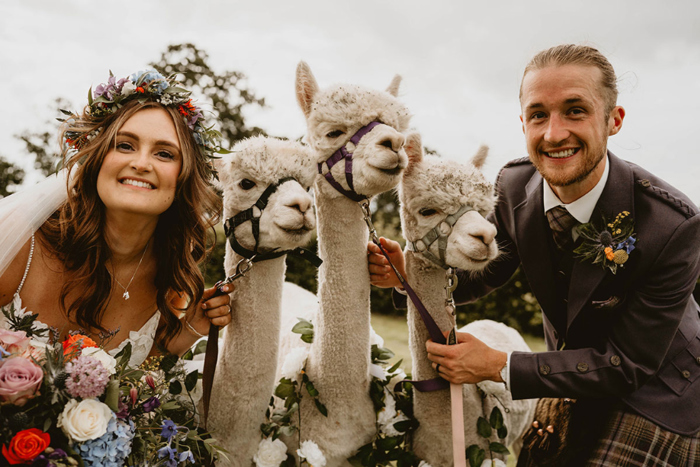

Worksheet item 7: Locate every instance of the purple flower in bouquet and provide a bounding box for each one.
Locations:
[179,450,195,464]
[0,356,43,406]
[158,445,178,467]
[160,419,178,441]
[142,396,161,413]
[65,355,110,399]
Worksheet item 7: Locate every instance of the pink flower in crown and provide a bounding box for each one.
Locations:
[0,329,30,354]
[0,357,43,406]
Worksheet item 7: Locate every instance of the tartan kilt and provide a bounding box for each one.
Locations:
[585,408,700,466]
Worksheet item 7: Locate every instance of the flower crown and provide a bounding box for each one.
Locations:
[62,70,227,178]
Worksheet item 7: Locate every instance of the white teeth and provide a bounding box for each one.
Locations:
[121,179,154,189]
[546,149,576,158]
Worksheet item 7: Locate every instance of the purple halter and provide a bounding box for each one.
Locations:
[317,121,381,201]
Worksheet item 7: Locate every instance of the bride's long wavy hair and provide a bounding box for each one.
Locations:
[40,99,222,348]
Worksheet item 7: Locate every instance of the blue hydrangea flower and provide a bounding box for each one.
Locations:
[78,414,134,467]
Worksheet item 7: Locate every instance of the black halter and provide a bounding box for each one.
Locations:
[223,177,322,267]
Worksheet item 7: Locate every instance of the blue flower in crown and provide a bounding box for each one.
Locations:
[130,70,169,94]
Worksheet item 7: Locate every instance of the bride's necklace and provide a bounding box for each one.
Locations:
[110,241,149,300]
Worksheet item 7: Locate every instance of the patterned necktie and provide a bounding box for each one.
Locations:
[546,205,579,251]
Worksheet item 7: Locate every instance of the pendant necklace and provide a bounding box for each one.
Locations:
[111,240,149,300]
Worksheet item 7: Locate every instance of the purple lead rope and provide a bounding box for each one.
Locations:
[372,239,450,392]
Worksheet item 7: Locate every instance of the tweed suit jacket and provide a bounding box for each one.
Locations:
[449,152,700,436]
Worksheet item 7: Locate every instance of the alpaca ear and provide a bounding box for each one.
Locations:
[404,132,423,176]
[471,145,489,170]
[386,75,402,97]
[296,61,319,118]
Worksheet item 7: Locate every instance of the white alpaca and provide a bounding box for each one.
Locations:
[398,135,537,466]
[209,136,318,466]
[277,62,411,465]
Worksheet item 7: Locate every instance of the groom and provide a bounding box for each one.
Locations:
[368,44,700,464]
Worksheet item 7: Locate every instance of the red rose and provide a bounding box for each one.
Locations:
[2,428,50,465]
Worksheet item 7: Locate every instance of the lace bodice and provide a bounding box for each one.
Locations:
[1,293,160,368]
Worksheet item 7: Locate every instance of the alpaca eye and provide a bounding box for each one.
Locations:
[419,208,438,217]
[326,130,345,138]
[239,179,256,190]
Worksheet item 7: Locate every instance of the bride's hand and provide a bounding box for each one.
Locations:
[199,284,234,328]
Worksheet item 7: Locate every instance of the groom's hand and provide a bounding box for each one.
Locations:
[368,237,406,289]
[426,332,506,385]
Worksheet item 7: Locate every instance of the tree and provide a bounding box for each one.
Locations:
[150,43,266,147]
[0,156,25,198]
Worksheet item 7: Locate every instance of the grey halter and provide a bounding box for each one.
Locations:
[406,205,476,269]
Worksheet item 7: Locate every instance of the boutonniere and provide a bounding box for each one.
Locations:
[574,211,636,274]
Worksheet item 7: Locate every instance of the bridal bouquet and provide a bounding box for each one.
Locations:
[0,301,224,466]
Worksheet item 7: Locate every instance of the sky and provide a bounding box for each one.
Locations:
[1,0,699,201]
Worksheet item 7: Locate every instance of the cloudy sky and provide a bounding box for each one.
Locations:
[2,0,699,201]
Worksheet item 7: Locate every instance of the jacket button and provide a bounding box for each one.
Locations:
[696,357,700,365]
[577,363,589,373]
[539,364,551,376]
[640,179,651,187]
[682,370,691,379]
[610,355,621,367]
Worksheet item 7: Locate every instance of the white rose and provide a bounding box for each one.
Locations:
[121,81,136,96]
[58,398,112,442]
[480,459,507,467]
[296,440,326,467]
[81,347,117,375]
[418,462,433,467]
[280,347,309,380]
[369,327,384,348]
[253,437,288,467]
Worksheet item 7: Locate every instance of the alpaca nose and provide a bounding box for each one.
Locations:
[377,133,405,153]
[286,193,312,214]
[470,222,497,246]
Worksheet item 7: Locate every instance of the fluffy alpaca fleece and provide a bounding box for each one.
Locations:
[208,136,317,466]
[398,134,537,466]
[277,62,410,466]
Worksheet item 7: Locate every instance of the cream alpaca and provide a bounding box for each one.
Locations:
[277,62,411,465]
[209,136,317,466]
[398,134,537,466]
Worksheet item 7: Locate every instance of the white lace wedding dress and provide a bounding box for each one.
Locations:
[0,236,159,367]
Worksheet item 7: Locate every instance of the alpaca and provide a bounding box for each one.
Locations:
[277,61,411,465]
[398,134,537,466]
[208,136,318,466]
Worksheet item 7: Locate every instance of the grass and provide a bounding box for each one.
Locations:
[371,313,546,373]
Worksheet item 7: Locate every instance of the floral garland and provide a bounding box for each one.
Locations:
[0,298,225,466]
[255,320,424,467]
[60,70,228,179]
[574,211,636,274]
[348,328,421,466]
[256,318,328,467]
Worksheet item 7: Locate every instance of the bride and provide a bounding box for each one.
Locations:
[0,70,232,364]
